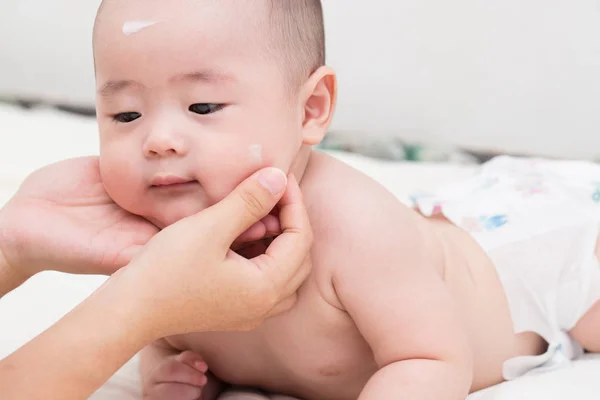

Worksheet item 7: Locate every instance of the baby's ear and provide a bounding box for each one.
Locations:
[300,66,337,146]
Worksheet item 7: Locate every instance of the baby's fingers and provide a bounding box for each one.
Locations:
[145,382,203,400]
[232,215,281,250]
[150,357,207,387]
[176,350,209,373]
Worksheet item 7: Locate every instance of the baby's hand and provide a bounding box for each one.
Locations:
[143,350,209,400]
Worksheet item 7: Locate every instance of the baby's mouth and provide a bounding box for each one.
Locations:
[150,175,200,192]
[152,180,198,188]
[151,174,195,186]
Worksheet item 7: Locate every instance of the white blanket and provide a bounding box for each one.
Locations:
[0,103,598,399]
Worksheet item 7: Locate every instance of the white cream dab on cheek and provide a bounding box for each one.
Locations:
[249,145,263,164]
[122,20,159,36]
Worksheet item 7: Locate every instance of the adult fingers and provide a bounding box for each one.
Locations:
[202,168,287,252]
[252,176,313,293]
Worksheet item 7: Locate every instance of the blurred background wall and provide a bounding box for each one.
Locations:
[1,0,599,159]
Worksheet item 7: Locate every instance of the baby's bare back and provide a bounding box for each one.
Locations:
[165,153,546,399]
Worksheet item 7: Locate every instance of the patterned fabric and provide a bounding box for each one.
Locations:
[318,131,478,163]
[412,155,600,379]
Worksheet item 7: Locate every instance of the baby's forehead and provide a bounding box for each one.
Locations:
[94,0,324,93]
[94,0,269,43]
[93,1,275,73]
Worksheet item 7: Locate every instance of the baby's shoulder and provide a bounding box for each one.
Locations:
[303,152,417,233]
[302,152,425,269]
[300,152,438,310]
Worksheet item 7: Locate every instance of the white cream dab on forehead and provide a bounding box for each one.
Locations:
[122,20,159,36]
[249,145,263,164]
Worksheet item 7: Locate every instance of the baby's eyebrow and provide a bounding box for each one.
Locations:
[97,69,235,97]
[172,69,236,84]
[98,80,142,97]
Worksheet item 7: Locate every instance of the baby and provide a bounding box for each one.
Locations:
[92,1,600,399]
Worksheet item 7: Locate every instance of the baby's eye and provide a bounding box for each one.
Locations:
[113,112,141,123]
[189,103,224,115]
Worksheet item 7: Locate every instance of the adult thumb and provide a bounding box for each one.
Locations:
[207,168,288,249]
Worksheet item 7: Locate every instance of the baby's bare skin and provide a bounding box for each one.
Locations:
[146,151,546,400]
[93,1,599,397]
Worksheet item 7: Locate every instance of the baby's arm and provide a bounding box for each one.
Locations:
[328,202,473,399]
[140,339,225,400]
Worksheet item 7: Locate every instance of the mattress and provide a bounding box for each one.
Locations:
[0,102,598,399]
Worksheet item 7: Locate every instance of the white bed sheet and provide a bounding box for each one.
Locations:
[0,103,599,399]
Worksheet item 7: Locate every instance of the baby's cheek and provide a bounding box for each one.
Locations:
[197,148,260,196]
[197,142,293,204]
[262,150,296,175]
[203,170,252,205]
[100,151,143,210]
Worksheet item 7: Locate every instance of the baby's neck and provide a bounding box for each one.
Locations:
[288,145,314,186]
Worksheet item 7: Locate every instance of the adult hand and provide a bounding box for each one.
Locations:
[0,157,284,286]
[0,157,160,282]
[115,167,313,338]
[0,167,312,400]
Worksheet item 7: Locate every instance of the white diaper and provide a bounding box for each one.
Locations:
[411,156,600,380]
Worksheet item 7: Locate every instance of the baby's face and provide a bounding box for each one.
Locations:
[94,1,304,228]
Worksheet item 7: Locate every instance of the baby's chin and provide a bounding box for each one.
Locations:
[147,203,207,229]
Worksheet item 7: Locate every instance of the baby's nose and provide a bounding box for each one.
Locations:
[143,130,188,158]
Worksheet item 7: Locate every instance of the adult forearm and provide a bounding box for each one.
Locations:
[358,359,472,400]
[0,272,152,400]
[0,249,28,298]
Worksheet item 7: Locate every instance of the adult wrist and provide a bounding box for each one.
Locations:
[0,247,29,297]
[94,266,159,346]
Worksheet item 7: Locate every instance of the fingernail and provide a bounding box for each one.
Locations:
[256,168,287,195]
[199,374,208,386]
[195,361,208,372]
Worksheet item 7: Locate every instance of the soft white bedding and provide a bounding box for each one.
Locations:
[0,102,599,399]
